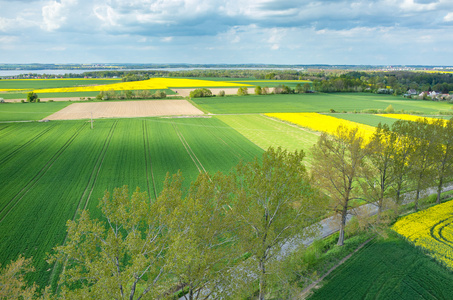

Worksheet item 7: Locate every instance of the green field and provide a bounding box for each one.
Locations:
[216,114,319,164]
[308,233,453,299]
[0,118,263,287]
[324,113,398,127]
[193,93,453,114]
[0,102,72,121]
[0,78,121,90]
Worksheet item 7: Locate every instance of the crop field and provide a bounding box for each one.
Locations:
[324,113,398,127]
[0,78,121,91]
[266,113,377,141]
[0,118,263,287]
[392,199,453,269]
[45,100,204,120]
[0,102,72,121]
[216,115,319,164]
[192,93,453,114]
[308,234,453,299]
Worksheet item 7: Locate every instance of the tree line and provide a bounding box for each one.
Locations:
[2,117,453,299]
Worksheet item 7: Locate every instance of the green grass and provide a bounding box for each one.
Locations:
[0,118,263,288]
[193,93,453,114]
[0,78,121,90]
[0,102,72,121]
[325,113,399,127]
[216,115,318,165]
[308,232,453,300]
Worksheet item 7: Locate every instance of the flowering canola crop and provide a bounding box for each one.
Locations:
[32,78,252,93]
[392,200,453,269]
[266,113,376,141]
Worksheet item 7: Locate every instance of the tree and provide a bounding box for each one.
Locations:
[49,186,169,299]
[228,147,321,300]
[237,87,248,96]
[388,120,415,206]
[361,123,398,222]
[255,86,262,95]
[302,83,311,93]
[190,88,212,98]
[0,255,37,300]
[430,118,453,204]
[27,92,38,103]
[311,126,368,246]
[406,118,437,210]
[164,172,240,300]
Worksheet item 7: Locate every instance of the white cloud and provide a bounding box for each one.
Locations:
[41,0,78,31]
[161,36,173,42]
[444,12,453,22]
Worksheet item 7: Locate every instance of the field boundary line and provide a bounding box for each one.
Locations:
[0,123,86,223]
[0,125,55,166]
[299,237,375,299]
[142,120,158,200]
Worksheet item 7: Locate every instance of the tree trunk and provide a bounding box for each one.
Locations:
[414,188,420,211]
[337,205,348,246]
[437,176,443,204]
[258,258,266,300]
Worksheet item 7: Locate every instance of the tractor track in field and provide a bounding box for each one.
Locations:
[0,123,86,224]
[172,123,207,174]
[142,120,158,200]
[49,121,119,287]
[74,120,118,216]
[0,125,55,166]
[0,125,10,135]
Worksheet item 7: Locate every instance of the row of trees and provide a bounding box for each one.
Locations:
[95,89,167,100]
[312,117,453,245]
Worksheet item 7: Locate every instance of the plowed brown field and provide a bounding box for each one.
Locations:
[44,100,204,120]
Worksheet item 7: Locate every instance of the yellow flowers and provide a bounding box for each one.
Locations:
[266,113,376,141]
[32,78,252,93]
[393,200,453,269]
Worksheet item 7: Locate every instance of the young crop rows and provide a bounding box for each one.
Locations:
[0,118,262,287]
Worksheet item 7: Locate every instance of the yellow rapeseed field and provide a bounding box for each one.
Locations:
[393,200,453,269]
[32,78,252,93]
[266,113,376,141]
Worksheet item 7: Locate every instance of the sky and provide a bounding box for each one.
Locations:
[1,0,453,65]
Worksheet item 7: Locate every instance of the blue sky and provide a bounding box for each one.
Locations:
[1,0,453,65]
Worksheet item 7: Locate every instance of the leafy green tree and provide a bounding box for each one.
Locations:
[229,147,321,300]
[190,88,212,98]
[407,119,437,210]
[27,92,38,103]
[237,87,249,96]
[430,118,453,203]
[49,186,169,299]
[311,126,368,246]
[302,83,311,93]
[0,255,37,300]
[361,123,398,222]
[388,120,415,205]
[255,86,262,95]
[164,172,240,300]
